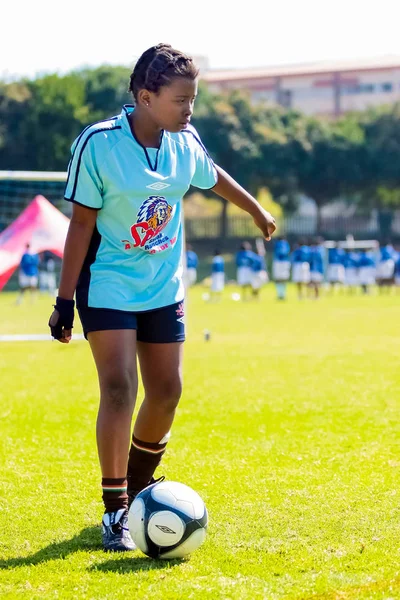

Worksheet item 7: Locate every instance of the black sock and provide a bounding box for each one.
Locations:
[102,477,128,513]
[127,435,168,495]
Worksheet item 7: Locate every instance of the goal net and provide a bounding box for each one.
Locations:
[0,171,69,234]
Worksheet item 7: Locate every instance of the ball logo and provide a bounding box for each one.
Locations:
[129,196,173,248]
[155,525,177,534]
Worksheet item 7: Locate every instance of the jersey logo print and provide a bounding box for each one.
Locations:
[176,302,185,323]
[146,182,171,190]
[129,196,173,249]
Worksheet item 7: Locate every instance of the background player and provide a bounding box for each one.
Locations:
[327,242,345,294]
[272,235,291,301]
[250,251,267,299]
[48,44,276,553]
[309,237,324,299]
[376,240,396,293]
[343,249,359,294]
[210,249,225,301]
[358,249,376,294]
[236,241,254,300]
[16,242,39,305]
[292,240,310,299]
[185,244,198,287]
[395,250,400,293]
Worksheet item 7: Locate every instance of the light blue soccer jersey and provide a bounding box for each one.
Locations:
[64,105,217,311]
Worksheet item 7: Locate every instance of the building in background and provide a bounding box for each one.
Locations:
[202,56,400,117]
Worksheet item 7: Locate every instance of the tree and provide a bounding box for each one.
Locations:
[194,87,261,239]
[80,65,131,119]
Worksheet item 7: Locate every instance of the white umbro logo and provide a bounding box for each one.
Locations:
[147,182,171,190]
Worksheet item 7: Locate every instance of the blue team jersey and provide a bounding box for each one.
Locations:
[310,246,324,274]
[186,250,198,269]
[20,253,39,276]
[343,252,359,268]
[292,245,310,263]
[380,245,395,262]
[251,253,264,272]
[328,247,344,265]
[236,250,253,268]
[64,106,217,311]
[273,239,290,261]
[358,252,375,267]
[395,255,400,275]
[212,256,224,273]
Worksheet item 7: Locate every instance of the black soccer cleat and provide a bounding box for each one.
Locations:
[128,475,165,508]
[102,508,136,552]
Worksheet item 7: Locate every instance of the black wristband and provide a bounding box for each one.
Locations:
[54,296,75,330]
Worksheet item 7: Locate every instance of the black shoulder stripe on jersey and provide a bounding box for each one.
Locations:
[180,129,217,190]
[65,126,122,201]
[65,116,119,186]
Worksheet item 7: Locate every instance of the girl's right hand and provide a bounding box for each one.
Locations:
[253,207,277,241]
[48,297,75,343]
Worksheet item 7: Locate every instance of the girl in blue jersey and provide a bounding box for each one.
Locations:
[272,236,291,300]
[343,249,359,294]
[291,240,310,299]
[48,44,276,552]
[185,244,198,287]
[377,241,396,293]
[358,250,376,294]
[395,251,400,292]
[236,241,254,300]
[327,243,345,294]
[210,249,225,300]
[309,238,325,299]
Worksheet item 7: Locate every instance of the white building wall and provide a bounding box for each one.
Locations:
[207,65,400,116]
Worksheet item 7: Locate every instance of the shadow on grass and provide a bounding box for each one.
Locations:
[0,525,102,569]
[0,525,182,573]
[91,556,183,573]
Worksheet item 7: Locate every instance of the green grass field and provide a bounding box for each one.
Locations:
[0,287,400,599]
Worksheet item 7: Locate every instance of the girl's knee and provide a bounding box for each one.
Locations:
[146,377,182,411]
[100,370,137,411]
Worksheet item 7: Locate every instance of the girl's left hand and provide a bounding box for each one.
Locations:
[253,208,277,241]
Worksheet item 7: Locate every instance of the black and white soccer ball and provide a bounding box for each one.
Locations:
[128,480,208,559]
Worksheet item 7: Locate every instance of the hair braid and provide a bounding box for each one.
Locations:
[129,43,199,101]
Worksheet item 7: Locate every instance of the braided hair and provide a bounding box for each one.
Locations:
[129,44,199,101]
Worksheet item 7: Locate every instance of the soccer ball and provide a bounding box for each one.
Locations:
[128,480,208,559]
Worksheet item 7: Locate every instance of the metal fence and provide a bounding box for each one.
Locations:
[1,175,400,242]
[186,211,400,241]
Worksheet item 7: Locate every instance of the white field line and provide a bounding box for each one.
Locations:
[0,334,85,342]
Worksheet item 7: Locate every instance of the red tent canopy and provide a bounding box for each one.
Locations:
[0,195,69,290]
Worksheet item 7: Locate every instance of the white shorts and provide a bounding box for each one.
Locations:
[39,272,48,289]
[310,271,323,283]
[377,260,395,280]
[292,262,310,283]
[187,268,197,287]
[251,270,268,290]
[359,267,376,286]
[19,273,38,289]
[327,264,345,283]
[237,266,253,286]
[211,272,225,292]
[345,268,359,286]
[273,261,290,281]
[47,273,57,291]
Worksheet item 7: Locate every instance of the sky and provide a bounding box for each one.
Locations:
[2,0,400,79]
